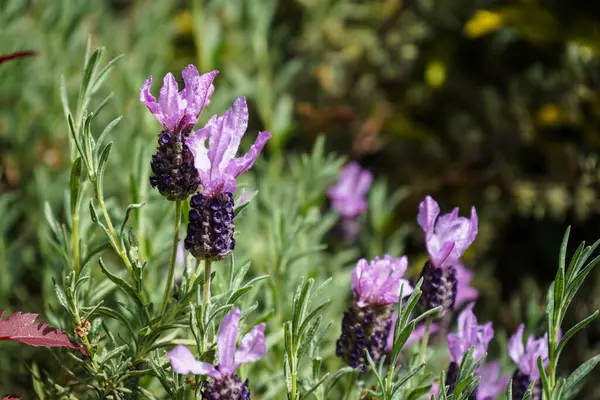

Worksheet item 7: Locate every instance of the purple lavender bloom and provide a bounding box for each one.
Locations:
[352,255,413,308]
[444,305,493,398]
[385,312,440,353]
[186,97,271,198]
[184,97,270,260]
[447,305,494,365]
[418,196,478,317]
[141,66,218,134]
[168,308,265,399]
[455,262,479,309]
[418,196,478,269]
[337,255,412,371]
[476,361,510,400]
[141,66,218,200]
[328,162,373,219]
[508,324,548,400]
[508,324,548,379]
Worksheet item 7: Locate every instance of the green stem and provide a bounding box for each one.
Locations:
[419,317,432,364]
[95,191,133,273]
[160,199,182,316]
[343,373,357,400]
[203,260,212,309]
[291,367,298,400]
[549,327,559,388]
[72,213,81,279]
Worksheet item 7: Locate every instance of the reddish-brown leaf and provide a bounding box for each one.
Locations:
[2,397,21,400]
[0,310,87,355]
[0,50,37,65]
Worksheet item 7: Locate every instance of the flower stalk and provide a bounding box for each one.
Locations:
[160,199,183,316]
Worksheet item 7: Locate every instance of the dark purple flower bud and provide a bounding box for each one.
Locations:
[202,375,250,400]
[511,369,542,400]
[419,261,458,317]
[149,131,200,200]
[185,192,235,261]
[336,302,392,372]
[444,362,467,399]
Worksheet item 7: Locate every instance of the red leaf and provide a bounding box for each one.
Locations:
[2,397,21,400]
[0,310,87,355]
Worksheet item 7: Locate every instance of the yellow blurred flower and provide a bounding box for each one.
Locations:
[464,10,504,38]
[174,10,194,35]
[536,104,562,126]
[425,60,446,88]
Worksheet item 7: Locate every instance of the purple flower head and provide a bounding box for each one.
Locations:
[455,262,479,308]
[476,361,510,400]
[141,65,218,134]
[447,304,494,365]
[351,255,413,308]
[385,312,440,353]
[328,162,373,219]
[418,196,478,268]
[168,308,266,379]
[186,97,271,197]
[508,324,549,379]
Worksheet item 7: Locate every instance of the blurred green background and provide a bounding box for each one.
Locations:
[2,0,600,397]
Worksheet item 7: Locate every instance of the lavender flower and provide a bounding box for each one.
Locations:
[447,305,493,365]
[329,162,372,219]
[455,262,479,309]
[328,162,372,241]
[476,361,510,400]
[445,305,494,397]
[141,65,218,200]
[418,196,478,316]
[351,255,413,307]
[184,97,271,260]
[508,324,548,400]
[337,256,412,371]
[168,308,266,399]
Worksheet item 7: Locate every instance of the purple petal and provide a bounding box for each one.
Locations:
[328,163,372,218]
[158,73,184,132]
[477,361,510,399]
[508,324,525,365]
[208,97,248,175]
[447,306,493,364]
[423,200,478,268]
[218,308,241,373]
[352,255,412,307]
[168,345,219,377]
[432,241,455,268]
[417,196,440,235]
[180,67,218,131]
[225,131,271,179]
[187,123,212,177]
[234,323,266,368]
[455,262,479,308]
[356,168,373,196]
[140,76,160,115]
